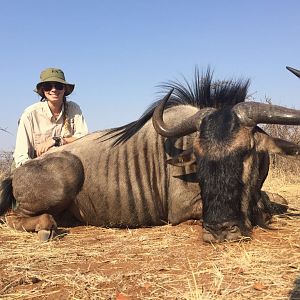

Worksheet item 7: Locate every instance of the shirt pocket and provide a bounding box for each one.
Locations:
[33,129,53,147]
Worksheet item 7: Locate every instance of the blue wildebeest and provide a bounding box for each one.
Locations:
[1,69,300,242]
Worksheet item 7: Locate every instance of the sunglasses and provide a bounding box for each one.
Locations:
[42,82,65,91]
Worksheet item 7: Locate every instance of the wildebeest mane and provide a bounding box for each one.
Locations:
[104,68,250,146]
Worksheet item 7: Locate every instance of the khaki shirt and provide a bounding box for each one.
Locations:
[13,100,88,167]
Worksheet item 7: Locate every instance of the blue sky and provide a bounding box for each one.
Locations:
[1,0,300,150]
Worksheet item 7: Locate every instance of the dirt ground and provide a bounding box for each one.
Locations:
[0,180,299,299]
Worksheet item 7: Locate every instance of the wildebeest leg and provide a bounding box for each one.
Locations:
[5,212,57,241]
[260,191,288,215]
[254,150,287,225]
[252,191,288,228]
[257,151,270,189]
[9,151,84,240]
[168,194,202,225]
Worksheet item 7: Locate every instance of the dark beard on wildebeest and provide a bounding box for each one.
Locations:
[195,108,251,237]
[197,150,249,234]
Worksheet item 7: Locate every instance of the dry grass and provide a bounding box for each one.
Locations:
[0,173,299,299]
[0,150,300,299]
[2,103,300,299]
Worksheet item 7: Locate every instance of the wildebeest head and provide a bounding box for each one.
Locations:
[152,79,300,243]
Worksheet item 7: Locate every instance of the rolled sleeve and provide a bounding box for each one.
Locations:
[13,114,34,167]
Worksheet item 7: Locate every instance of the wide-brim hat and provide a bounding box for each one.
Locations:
[35,68,75,97]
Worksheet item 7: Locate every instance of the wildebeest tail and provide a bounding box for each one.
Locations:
[0,177,15,215]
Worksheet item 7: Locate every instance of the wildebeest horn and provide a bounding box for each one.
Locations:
[152,89,216,137]
[233,102,300,126]
[286,66,300,79]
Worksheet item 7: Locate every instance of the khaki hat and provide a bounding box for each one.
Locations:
[35,68,75,97]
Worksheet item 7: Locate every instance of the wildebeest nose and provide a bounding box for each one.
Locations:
[202,223,244,243]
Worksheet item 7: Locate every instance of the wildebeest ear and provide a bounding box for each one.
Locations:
[166,148,197,167]
[255,129,300,157]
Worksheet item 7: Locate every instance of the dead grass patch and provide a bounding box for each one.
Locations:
[0,168,299,299]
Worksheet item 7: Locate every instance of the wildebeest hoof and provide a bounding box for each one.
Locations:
[266,192,289,214]
[37,229,56,242]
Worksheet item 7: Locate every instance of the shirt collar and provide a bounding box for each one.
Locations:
[43,101,65,121]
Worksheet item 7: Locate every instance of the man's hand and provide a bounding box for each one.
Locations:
[36,139,55,157]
